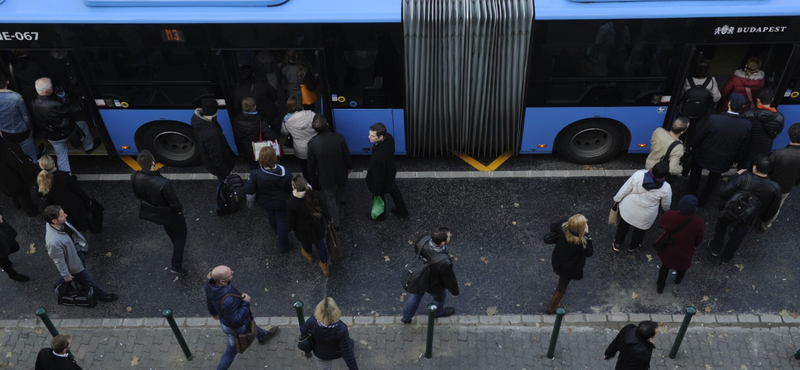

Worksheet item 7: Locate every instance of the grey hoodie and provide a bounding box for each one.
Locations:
[45,221,88,278]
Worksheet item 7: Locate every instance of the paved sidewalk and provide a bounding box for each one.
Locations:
[3,314,800,369]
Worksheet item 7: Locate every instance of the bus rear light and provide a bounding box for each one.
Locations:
[121,146,130,150]
[637,144,647,148]
[538,144,547,148]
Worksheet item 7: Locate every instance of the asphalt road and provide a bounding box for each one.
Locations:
[0,156,797,321]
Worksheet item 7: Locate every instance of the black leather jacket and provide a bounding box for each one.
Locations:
[743,107,784,160]
[131,170,183,214]
[31,95,82,141]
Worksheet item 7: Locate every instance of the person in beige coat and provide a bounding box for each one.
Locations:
[645,117,688,178]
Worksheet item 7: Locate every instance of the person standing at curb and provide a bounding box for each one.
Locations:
[655,195,704,294]
[401,227,458,324]
[34,334,82,370]
[612,162,672,252]
[764,123,800,229]
[300,297,358,370]
[0,70,41,164]
[190,99,236,215]
[645,117,688,179]
[131,150,188,276]
[205,265,279,370]
[604,321,659,370]
[365,122,408,221]
[546,214,593,314]
[307,115,352,230]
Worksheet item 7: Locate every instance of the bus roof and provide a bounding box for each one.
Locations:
[535,0,800,20]
[0,0,401,24]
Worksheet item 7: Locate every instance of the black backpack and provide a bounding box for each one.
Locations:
[400,235,449,294]
[720,173,761,227]
[220,174,246,212]
[680,77,713,118]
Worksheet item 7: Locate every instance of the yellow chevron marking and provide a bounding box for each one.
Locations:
[454,151,512,171]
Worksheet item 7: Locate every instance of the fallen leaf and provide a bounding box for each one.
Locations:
[27,243,36,254]
[705,364,714,370]
[734,264,744,272]
[702,296,710,302]
[105,252,112,257]
[264,288,269,292]
[173,276,179,282]
[645,254,653,262]
[567,327,572,334]
[631,292,639,299]
[365,298,370,301]
[131,356,139,366]
[464,282,472,287]
[359,340,368,346]
[513,203,519,208]
[480,257,489,265]
[792,313,798,319]
[384,256,390,262]
[540,258,546,262]
[126,307,133,312]
[780,309,790,317]
[5,352,11,358]
[399,293,406,302]
[408,240,413,244]
[512,221,517,225]
[486,306,498,316]
[35,327,45,335]
[704,306,712,313]
[535,323,540,327]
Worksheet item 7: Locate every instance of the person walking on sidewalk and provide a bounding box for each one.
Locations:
[190,99,236,215]
[765,123,800,229]
[205,265,279,370]
[307,115,352,230]
[708,156,781,263]
[401,227,458,324]
[299,297,358,370]
[43,205,118,303]
[604,321,659,370]
[612,162,672,252]
[0,212,30,282]
[131,150,188,276]
[655,195,705,294]
[287,175,331,276]
[365,122,408,221]
[546,214,593,314]
[34,334,82,370]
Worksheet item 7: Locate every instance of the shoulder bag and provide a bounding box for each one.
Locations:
[652,216,694,251]
[297,326,315,353]
[252,119,282,161]
[326,220,342,259]
[608,202,620,225]
[220,294,258,354]
[134,173,173,225]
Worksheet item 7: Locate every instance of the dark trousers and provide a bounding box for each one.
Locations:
[302,238,328,264]
[687,160,722,205]
[0,255,12,272]
[555,276,572,294]
[656,265,686,288]
[215,176,225,211]
[163,213,187,269]
[709,217,750,262]
[614,216,647,249]
[375,184,408,220]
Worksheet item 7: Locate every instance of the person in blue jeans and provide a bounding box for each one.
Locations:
[0,70,41,163]
[401,227,459,324]
[205,265,279,370]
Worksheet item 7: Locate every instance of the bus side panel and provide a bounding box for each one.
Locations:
[774,105,800,149]
[392,109,406,155]
[99,109,237,155]
[520,106,669,154]
[332,109,397,155]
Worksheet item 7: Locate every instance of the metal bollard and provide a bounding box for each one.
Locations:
[425,303,437,359]
[546,307,566,359]
[294,300,311,358]
[35,307,60,337]
[668,306,697,359]
[794,346,800,360]
[162,309,193,361]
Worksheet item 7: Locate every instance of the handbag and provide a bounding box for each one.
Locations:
[297,327,315,352]
[282,121,294,149]
[138,199,172,226]
[653,216,694,251]
[326,220,342,260]
[371,196,385,219]
[608,202,620,225]
[220,294,259,354]
[86,198,104,233]
[300,84,319,105]
[66,125,86,149]
[543,230,559,245]
[252,119,283,160]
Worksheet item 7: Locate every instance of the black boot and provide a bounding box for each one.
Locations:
[5,267,30,282]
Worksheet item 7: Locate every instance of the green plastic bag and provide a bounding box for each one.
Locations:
[371,196,385,219]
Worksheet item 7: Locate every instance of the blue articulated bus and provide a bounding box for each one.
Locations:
[1,0,800,166]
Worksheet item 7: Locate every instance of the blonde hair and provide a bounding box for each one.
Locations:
[561,214,588,247]
[314,297,342,325]
[37,155,56,194]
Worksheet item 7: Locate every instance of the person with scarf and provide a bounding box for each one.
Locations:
[742,87,784,171]
[611,162,672,252]
[287,175,330,275]
[546,214,593,314]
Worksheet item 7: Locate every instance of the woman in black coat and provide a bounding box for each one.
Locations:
[299,297,358,370]
[37,155,92,232]
[547,214,593,314]
[0,138,39,216]
[287,175,330,276]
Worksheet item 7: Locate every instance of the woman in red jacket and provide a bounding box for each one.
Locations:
[655,195,705,294]
[718,57,765,112]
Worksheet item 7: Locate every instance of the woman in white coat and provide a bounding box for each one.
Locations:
[612,161,672,252]
[282,96,317,183]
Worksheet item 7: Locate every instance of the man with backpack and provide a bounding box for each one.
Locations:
[645,117,688,179]
[400,227,458,324]
[708,156,781,263]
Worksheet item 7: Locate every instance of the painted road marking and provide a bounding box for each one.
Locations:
[120,156,164,171]
[455,151,513,171]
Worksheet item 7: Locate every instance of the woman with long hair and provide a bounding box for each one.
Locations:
[37,155,92,232]
[243,146,293,252]
[287,175,330,275]
[547,214,593,314]
[299,297,358,370]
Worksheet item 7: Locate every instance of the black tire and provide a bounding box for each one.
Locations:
[556,119,625,164]
[140,122,202,167]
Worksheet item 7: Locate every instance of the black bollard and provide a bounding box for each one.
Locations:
[425,303,437,359]
[546,307,566,359]
[162,309,193,360]
[794,346,800,360]
[668,306,697,359]
[294,300,311,358]
[35,307,60,337]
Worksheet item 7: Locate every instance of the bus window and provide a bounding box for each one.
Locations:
[93,84,215,107]
[84,48,213,82]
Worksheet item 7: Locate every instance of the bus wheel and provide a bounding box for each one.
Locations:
[556,120,624,164]
[141,123,202,167]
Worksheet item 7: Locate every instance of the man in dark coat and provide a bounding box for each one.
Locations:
[131,150,188,276]
[741,87,784,170]
[190,99,236,215]
[401,227,458,324]
[365,122,408,221]
[307,115,352,229]
[765,123,800,229]
[0,137,39,216]
[34,334,82,370]
[206,265,279,370]
[0,212,30,282]
[709,156,781,263]
[605,321,658,370]
[688,93,751,206]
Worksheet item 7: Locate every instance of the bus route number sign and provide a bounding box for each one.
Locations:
[161,29,185,43]
[0,32,39,41]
